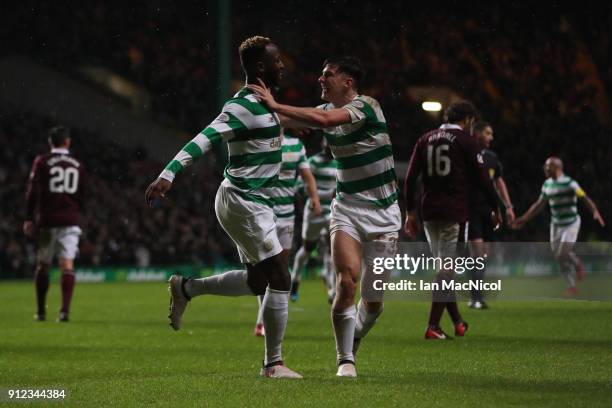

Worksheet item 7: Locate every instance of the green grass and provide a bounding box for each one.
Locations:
[1,281,611,407]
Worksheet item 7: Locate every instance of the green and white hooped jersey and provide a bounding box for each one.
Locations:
[159,87,281,205]
[306,152,337,215]
[270,132,309,218]
[317,95,398,208]
[540,174,585,226]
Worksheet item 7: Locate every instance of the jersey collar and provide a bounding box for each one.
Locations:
[439,123,462,130]
[51,148,69,154]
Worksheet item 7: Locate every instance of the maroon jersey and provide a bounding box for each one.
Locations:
[25,148,85,227]
[404,124,497,223]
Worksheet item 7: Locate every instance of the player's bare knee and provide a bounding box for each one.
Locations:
[333,285,355,310]
[58,258,74,271]
[258,254,290,291]
[336,274,357,299]
[246,268,268,295]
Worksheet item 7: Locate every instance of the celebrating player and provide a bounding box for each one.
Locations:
[468,122,515,309]
[145,36,302,379]
[253,129,321,337]
[290,137,337,304]
[404,101,501,340]
[24,126,85,323]
[512,157,604,295]
[249,56,401,378]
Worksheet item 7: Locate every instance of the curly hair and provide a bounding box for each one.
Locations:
[239,36,272,73]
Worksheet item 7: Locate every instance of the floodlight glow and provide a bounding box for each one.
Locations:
[422,101,442,112]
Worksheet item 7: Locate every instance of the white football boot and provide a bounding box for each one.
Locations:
[260,364,303,379]
[336,362,357,378]
[168,275,191,331]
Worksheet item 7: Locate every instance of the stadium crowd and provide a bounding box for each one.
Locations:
[2,2,611,276]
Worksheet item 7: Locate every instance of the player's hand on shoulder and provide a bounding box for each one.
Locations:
[247,79,278,110]
[23,220,35,238]
[145,178,172,208]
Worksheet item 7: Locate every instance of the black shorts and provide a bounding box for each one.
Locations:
[468,208,496,241]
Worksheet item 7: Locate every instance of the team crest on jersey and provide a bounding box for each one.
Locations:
[350,100,365,109]
[264,240,274,251]
[217,113,230,123]
[477,153,484,164]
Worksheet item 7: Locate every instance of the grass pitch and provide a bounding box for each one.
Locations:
[1,280,611,407]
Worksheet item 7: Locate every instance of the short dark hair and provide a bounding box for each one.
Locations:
[48,126,71,147]
[444,100,479,123]
[239,36,272,74]
[323,56,364,88]
[473,121,491,133]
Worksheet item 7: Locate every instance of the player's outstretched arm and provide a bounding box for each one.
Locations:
[248,80,351,128]
[513,196,546,229]
[300,167,321,216]
[581,195,605,227]
[144,108,239,207]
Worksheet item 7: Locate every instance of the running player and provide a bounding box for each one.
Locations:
[512,157,604,295]
[468,122,515,309]
[145,36,302,379]
[290,138,337,304]
[253,129,321,337]
[24,126,85,323]
[404,101,501,339]
[249,56,401,378]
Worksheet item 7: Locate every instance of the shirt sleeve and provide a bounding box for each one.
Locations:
[297,144,310,170]
[159,104,245,182]
[540,183,548,199]
[494,158,503,179]
[571,180,586,198]
[342,98,374,126]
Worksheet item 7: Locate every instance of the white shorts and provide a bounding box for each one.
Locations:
[215,182,283,264]
[301,205,331,242]
[550,217,580,255]
[329,198,401,243]
[37,226,82,264]
[275,216,295,251]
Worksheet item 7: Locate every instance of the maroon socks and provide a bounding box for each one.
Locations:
[35,269,50,316]
[60,270,75,314]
